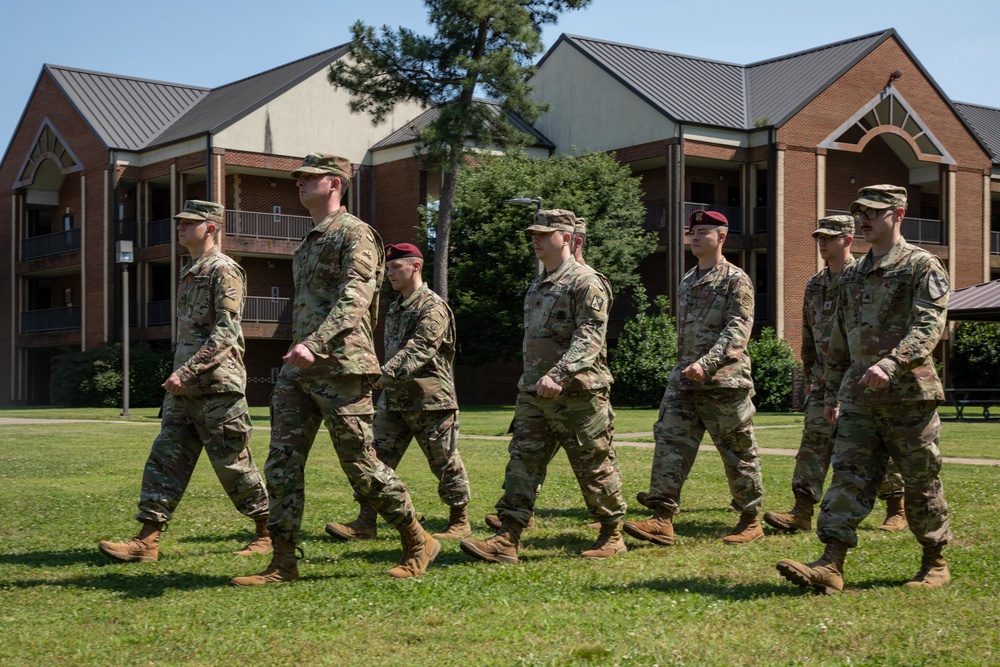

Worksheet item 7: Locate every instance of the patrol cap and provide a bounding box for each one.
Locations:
[290,153,353,180]
[688,209,728,228]
[523,208,578,240]
[173,200,224,224]
[812,215,855,238]
[574,217,587,236]
[385,242,423,261]
[849,184,907,213]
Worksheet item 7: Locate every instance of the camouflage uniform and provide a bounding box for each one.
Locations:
[818,232,951,549]
[645,258,764,515]
[265,207,417,543]
[494,255,625,528]
[373,283,469,507]
[138,245,267,524]
[794,255,904,504]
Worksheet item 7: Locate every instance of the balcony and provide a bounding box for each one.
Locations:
[243,296,292,323]
[754,292,768,320]
[147,219,173,246]
[226,211,312,241]
[991,231,1000,255]
[683,203,743,234]
[118,221,139,245]
[21,306,81,333]
[22,228,81,260]
[753,207,769,234]
[826,210,943,245]
[147,300,172,326]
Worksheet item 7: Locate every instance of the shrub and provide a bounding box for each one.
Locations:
[747,327,799,412]
[950,321,1000,388]
[52,343,173,408]
[609,286,677,407]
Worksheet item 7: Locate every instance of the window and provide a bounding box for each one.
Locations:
[271,286,280,301]
[691,182,714,205]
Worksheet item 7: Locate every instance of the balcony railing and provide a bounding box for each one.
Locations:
[683,203,743,234]
[754,293,768,321]
[21,306,81,333]
[226,210,312,241]
[992,231,1000,255]
[147,300,172,326]
[242,296,292,323]
[148,219,173,246]
[118,221,139,245]
[901,216,943,245]
[21,228,81,260]
[753,206,770,234]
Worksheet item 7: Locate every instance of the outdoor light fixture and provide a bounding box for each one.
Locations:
[116,240,134,416]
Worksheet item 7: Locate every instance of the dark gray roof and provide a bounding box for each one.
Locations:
[549,31,892,129]
[149,45,349,147]
[948,279,1000,322]
[370,99,554,151]
[954,102,1000,164]
[45,65,208,151]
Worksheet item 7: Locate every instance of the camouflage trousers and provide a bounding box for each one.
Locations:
[817,401,951,548]
[792,394,904,503]
[646,386,763,514]
[137,392,267,524]
[363,408,470,507]
[265,374,416,543]
[495,389,626,528]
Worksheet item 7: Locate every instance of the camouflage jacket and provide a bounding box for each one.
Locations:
[519,256,613,393]
[823,238,948,406]
[378,284,458,412]
[284,207,384,380]
[669,259,755,390]
[801,255,857,392]
[173,248,246,394]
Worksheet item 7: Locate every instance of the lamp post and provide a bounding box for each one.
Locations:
[116,240,134,416]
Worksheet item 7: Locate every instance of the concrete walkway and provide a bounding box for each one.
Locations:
[3,417,996,467]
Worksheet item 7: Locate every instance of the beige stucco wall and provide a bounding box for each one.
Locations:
[215,67,427,163]
[529,42,675,153]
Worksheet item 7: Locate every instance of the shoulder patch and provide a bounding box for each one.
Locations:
[590,294,606,312]
[927,271,950,301]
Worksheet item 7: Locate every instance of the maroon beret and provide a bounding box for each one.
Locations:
[688,209,728,227]
[385,243,423,261]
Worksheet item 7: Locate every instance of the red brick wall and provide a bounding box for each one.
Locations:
[371,157,425,243]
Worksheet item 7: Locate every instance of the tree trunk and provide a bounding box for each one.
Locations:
[434,162,461,303]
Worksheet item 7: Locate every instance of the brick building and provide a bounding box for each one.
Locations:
[3,29,1000,406]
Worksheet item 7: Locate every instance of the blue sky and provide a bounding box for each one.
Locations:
[3,0,997,151]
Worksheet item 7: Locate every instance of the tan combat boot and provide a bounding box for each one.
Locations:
[904,543,951,589]
[325,501,378,541]
[581,523,627,559]
[233,515,272,556]
[432,504,472,539]
[99,521,164,563]
[776,539,849,595]
[460,521,523,564]
[723,511,765,544]
[389,519,441,579]
[230,538,300,586]
[622,510,674,546]
[879,496,907,531]
[485,512,534,531]
[763,492,815,533]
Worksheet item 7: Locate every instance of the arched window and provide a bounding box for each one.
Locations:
[14,118,83,188]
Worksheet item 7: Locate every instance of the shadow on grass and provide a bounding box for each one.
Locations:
[614,575,798,600]
[6,568,232,598]
[0,548,105,568]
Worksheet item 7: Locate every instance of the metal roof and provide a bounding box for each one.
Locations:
[745,32,887,127]
[370,99,554,151]
[45,65,208,150]
[948,279,1000,322]
[954,102,1000,164]
[553,31,893,130]
[149,45,349,147]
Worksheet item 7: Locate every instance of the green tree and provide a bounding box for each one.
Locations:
[327,0,592,301]
[52,343,173,408]
[436,149,654,365]
[609,286,677,407]
[747,327,799,412]
[950,321,1000,388]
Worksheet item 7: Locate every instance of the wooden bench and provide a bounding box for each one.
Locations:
[944,388,1000,421]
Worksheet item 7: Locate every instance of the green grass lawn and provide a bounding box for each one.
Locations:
[1,410,998,666]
